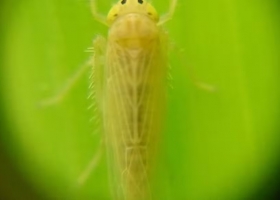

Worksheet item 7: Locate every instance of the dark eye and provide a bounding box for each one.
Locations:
[121,0,126,4]
[138,0,143,4]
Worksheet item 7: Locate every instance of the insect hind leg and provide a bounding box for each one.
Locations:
[77,139,104,186]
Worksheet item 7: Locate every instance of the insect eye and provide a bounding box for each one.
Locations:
[121,0,126,4]
[138,0,143,4]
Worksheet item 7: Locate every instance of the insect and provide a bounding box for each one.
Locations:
[91,1,177,199]
[41,0,177,199]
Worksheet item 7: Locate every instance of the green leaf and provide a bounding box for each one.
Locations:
[1,0,280,199]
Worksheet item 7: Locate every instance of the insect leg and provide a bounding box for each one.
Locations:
[39,59,92,107]
[177,49,217,92]
[158,0,178,26]
[90,35,107,111]
[77,139,104,186]
[90,0,108,26]
[78,35,107,186]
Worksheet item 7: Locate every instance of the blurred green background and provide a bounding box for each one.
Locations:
[1,0,280,199]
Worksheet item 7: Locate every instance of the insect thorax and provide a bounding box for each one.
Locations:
[108,13,159,49]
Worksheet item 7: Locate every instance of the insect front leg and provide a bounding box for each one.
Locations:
[90,0,109,26]
[158,0,178,26]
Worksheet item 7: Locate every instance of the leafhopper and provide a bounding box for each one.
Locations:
[91,1,177,199]
[41,0,177,199]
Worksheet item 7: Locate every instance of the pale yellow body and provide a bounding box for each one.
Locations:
[104,12,167,200]
[40,1,176,199]
[91,1,177,200]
